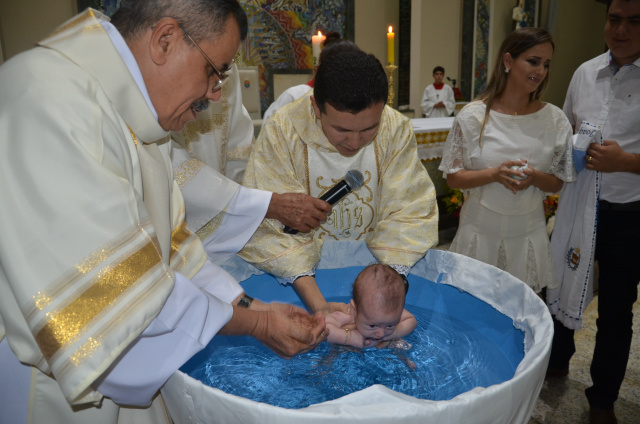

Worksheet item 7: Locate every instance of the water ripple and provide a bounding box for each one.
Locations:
[183,299,523,409]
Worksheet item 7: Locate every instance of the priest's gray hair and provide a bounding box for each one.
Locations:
[110,0,247,43]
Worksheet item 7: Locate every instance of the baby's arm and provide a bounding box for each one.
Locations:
[395,309,417,338]
[342,326,366,348]
[325,310,366,348]
[385,309,417,341]
[325,312,346,345]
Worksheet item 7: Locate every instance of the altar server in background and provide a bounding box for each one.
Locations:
[421,66,456,118]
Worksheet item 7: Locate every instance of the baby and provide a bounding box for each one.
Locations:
[326,264,417,348]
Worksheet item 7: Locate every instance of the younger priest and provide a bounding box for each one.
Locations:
[239,47,439,317]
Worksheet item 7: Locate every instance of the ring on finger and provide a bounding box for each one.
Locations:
[587,155,592,163]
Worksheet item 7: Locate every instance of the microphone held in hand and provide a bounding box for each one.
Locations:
[283,170,364,234]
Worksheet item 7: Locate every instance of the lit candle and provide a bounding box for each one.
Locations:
[387,26,395,64]
[311,30,326,66]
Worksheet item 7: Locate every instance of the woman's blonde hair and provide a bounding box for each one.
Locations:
[477,27,555,144]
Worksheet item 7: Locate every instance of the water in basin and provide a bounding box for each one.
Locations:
[181,267,524,409]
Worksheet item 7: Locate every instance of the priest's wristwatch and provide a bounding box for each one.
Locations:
[237,294,254,308]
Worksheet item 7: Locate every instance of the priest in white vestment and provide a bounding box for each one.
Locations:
[263,82,314,123]
[0,3,326,424]
[171,64,332,263]
[239,48,439,316]
[171,64,266,261]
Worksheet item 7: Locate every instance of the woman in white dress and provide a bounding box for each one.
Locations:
[439,28,575,293]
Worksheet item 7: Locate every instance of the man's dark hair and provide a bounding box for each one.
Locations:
[433,66,445,74]
[111,0,247,43]
[314,48,388,114]
[607,0,638,10]
[318,39,360,66]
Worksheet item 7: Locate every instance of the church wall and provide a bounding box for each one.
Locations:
[543,0,607,107]
[409,0,463,115]
[355,0,463,114]
[488,0,516,80]
[354,0,399,65]
[354,0,400,107]
[0,0,76,60]
[0,0,610,111]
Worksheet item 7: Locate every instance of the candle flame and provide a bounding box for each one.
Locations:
[388,26,393,33]
[317,31,323,36]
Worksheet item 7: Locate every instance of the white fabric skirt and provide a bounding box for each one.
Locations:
[450,194,557,293]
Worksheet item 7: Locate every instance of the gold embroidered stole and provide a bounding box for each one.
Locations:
[308,145,378,241]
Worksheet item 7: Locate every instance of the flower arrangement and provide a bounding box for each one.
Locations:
[543,194,559,221]
[442,188,465,217]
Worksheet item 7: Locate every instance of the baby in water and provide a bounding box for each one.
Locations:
[325,264,417,348]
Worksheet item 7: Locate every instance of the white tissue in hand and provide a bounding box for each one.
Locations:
[509,163,528,180]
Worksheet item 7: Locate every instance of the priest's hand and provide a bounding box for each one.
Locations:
[293,276,350,317]
[266,192,331,233]
[250,306,326,358]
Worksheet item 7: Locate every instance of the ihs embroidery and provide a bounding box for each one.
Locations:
[316,173,374,240]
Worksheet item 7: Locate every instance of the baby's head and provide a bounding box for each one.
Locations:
[351,264,408,341]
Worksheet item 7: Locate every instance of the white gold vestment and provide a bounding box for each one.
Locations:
[239,93,438,280]
[0,10,239,423]
[171,65,270,261]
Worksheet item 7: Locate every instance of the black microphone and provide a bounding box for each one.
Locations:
[283,169,364,235]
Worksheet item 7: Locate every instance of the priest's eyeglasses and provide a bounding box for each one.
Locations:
[178,24,239,92]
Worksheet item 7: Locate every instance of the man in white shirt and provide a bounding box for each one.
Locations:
[0,1,326,423]
[547,1,640,423]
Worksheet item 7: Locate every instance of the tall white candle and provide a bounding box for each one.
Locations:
[311,31,326,66]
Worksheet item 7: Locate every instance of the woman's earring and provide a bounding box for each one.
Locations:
[505,68,510,74]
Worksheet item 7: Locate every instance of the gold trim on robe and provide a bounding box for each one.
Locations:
[0,10,206,412]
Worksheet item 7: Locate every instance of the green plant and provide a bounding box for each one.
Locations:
[442,188,464,217]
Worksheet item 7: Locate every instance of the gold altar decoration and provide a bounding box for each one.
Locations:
[386,64,398,107]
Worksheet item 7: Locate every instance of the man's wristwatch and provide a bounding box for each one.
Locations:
[237,294,254,308]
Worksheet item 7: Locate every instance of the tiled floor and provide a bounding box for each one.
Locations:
[434,231,640,424]
[528,296,640,424]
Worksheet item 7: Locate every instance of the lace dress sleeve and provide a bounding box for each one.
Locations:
[438,118,467,177]
[548,116,577,183]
